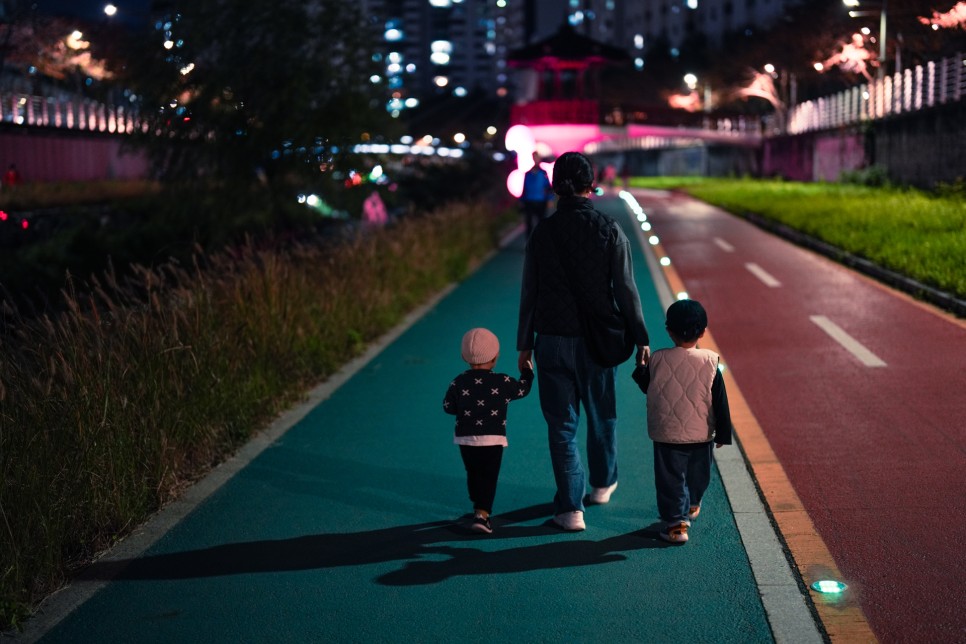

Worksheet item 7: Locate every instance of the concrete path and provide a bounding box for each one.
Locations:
[18,195,824,644]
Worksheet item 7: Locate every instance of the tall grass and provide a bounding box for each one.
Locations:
[0,180,160,210]
[630,177,966,300]
[0,201,506,630]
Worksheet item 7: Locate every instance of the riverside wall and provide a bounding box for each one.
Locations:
[0,126,150,183]
[762,100,966,187]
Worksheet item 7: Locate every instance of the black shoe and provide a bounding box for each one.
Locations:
[470,515,493,534]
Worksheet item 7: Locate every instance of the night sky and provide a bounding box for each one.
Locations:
[35,0,154,23]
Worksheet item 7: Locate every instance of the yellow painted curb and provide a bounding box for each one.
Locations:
[650,238,878,643]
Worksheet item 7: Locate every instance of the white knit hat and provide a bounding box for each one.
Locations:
[461,328,500,365]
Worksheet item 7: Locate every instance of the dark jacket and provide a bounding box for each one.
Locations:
[443,368,534,438]
[517,196,648,351]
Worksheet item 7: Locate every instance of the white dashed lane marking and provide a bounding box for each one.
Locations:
[745,262,782,287]
[810,315,887,367]
[714,237,735,252]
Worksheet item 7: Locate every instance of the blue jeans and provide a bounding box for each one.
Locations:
[653,441,713,525]
[534,334,618,514]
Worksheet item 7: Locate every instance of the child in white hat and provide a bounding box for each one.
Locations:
[443,328,534,533]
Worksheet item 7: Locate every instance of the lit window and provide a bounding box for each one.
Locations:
[430,52,451,65]
[385,28,403,41]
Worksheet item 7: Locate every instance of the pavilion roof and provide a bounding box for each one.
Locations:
[507,24,631,68]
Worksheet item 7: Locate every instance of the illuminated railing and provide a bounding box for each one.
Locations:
[0,92,140,134]
[787,51,965,134]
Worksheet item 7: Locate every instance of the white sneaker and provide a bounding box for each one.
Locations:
[587,482,618,505]
[552,511,586,531]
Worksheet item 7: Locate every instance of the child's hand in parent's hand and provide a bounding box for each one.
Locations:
[715,443,724,449]
[522,359,533,371]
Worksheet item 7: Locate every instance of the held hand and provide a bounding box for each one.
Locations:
[715,443,724,449]
[637,345,651,366]
[518,350,533,372]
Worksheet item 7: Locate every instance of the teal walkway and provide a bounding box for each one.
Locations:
[30,197,786,643]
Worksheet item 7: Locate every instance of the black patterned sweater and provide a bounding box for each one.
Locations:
[443,368,534,445]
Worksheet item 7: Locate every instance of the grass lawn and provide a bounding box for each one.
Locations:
[629,177,966,301]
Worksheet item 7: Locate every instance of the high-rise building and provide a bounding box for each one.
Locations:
[362,0,525,117]
[564,0,801,65]
[360,1,803,113]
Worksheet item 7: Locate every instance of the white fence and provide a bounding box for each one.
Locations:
[787,52,965,134]
[1,92,140,134]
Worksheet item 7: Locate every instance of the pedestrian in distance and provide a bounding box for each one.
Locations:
[632,299,734,544]
[444,328,534,534]
[2,163,21,188]
[519,152,553,239]
[517,151,650,532]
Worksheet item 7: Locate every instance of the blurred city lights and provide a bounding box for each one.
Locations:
[103,4,117,17]
[66,31,89,50]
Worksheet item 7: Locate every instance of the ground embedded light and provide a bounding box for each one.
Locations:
[811,580,847,594]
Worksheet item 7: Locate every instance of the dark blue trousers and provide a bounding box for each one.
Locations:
[653,441,714,525]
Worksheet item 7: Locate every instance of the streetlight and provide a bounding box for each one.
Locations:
[844,0,887,80]
[103,4,118,17]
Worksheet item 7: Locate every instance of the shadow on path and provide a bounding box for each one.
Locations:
[80,505,670,587]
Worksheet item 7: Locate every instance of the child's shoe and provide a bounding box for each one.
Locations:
[470,515,493,534]
[688,505,701,520]
[660,522,689,544]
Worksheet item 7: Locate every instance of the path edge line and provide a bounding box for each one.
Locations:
[10,227,521,644]
[622,189,877,643]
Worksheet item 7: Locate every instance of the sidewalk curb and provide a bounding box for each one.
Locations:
[621,189,829,644]
[8,232,521,643]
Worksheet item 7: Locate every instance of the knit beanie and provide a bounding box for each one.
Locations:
[461,328,500,365]
[665,299,708,342]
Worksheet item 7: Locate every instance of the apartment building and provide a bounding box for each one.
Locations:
[360,0,802,113]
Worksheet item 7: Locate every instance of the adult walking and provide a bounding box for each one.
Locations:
[519,152,553,239]
[517,151,650,531]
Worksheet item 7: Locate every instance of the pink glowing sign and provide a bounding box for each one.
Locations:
[504,124,555,198]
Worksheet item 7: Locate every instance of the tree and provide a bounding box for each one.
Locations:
[122,0,393,192]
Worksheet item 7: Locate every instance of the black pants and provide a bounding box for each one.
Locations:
[459,445,504,514]
[521,201,547,239]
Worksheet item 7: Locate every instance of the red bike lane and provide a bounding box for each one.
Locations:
[629,188,966,643]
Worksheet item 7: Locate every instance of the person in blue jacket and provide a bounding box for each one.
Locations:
[520,152,553,238]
